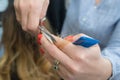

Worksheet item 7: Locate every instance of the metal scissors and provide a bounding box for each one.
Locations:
[39,17,56,44]
[39,17,99,48]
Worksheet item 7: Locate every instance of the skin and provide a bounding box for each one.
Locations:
[14,0,49,34]
[13,0,100,35]
[14,0,112,79]
[41,34,112,80]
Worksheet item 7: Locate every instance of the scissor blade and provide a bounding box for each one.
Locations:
[39,26,56,43]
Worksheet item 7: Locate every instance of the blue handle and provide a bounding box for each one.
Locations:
[73,36,99,48]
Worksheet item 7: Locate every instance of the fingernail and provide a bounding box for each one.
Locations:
[37,34,43,45]
[64,35,74,42]
[39,48,45,54]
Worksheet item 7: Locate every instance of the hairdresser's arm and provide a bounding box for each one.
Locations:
[14,0,49,34]
[102,20,120,80]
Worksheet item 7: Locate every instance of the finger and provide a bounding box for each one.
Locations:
[15,11,21,23]
[44,51,70,72]
[55,33,99,58]
[27,9,41,34]
[41,36,74,69]
[21,7,28,31]
[26,0,48,34]
[44,52,72,80]
[52,35,85,59]
[14,0,21,23]
[40,0,49,19]
[44,51,54,64]
[14,0,19,12]
[57,65,72,80]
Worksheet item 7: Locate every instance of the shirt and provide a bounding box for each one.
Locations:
[61,0,120,80]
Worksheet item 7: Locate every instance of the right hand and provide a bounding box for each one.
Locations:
[41,34,112,80]
[14,0,49,34]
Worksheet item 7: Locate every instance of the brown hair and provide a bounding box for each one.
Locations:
[0,4,59,80]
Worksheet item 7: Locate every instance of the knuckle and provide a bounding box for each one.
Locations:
[79,54,87,61]
[73,53,86,62]
[74,53,82,60]
[18,1,28,11]
[79,55,89,63]
[79,33,86,37]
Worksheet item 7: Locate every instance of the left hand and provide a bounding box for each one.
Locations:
[41,33,112,80]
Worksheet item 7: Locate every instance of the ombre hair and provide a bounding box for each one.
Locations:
[0,3,59,80]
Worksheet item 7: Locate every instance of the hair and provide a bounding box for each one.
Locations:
[0,4,59,80]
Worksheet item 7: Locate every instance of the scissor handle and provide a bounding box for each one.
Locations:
[73,36,99,48]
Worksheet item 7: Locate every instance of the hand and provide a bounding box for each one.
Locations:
[14,0,49,34]
[41,34,112,80]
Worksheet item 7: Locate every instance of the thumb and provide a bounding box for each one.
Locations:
[52,35,72,50]
[64,33,87,42]
[53,33,86,49]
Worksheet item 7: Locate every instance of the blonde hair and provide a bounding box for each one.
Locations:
[0,5,59,80]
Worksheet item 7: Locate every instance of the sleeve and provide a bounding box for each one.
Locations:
[101,20,120,80]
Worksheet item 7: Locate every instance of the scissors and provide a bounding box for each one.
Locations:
[39,17,99,48]
[39,17,56,44]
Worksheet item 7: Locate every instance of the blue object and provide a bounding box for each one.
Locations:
[73,36,99,48]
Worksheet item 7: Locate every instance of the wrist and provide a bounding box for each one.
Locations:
[100,58,112,80]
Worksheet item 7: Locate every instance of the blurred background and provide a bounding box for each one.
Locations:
[0,0,9,56]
